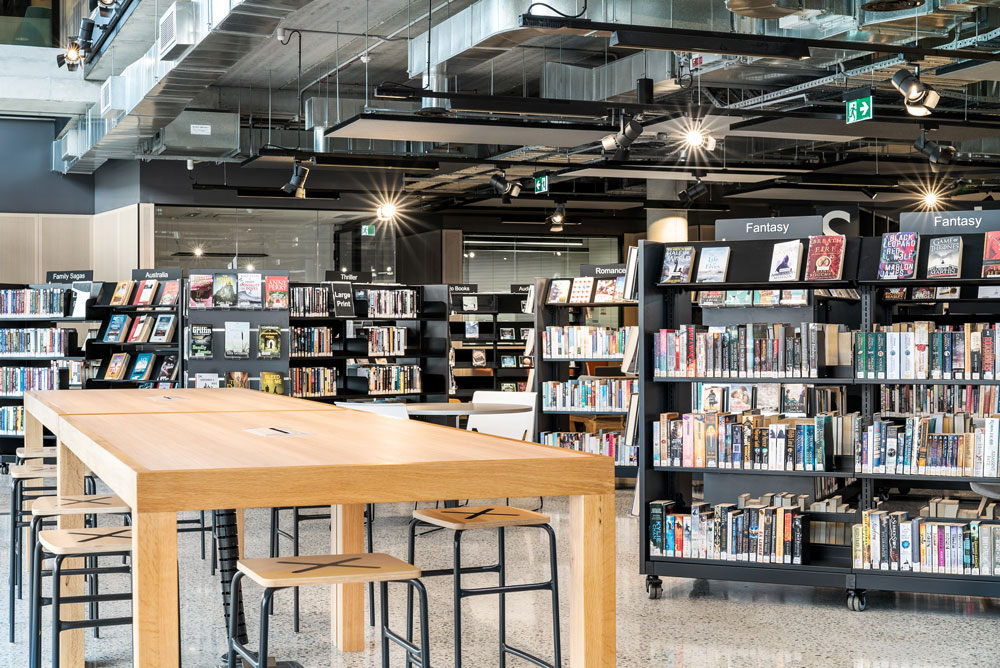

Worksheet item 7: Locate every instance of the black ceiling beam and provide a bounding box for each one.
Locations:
[518,14,1000,63]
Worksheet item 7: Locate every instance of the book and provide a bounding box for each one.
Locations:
[500,382,516,392]
[700,385,725,413]
[194,373,220,388]
[911,287,935,301]
[499,327,515,341]
[728,384,753,413]
[520,327,533,342]
[132,280,158,306]
[188,274,214,308]
[804,235,846,281]
[109,280,134,306]
[226,371,250,388]
[782,383,808,416]
[623,245,639,300]
[883,287,908,301]
[462,296,478,311]
[265,276,289,309]
[757,384,781,413]
[472,350,487,367]
[213,273,238,308]
[926,236,962,279]
[156,355,178,381]
[768,240,803,282]
[465,321,480,339]
[126,314,154,343]
[237,273,262,308]
[593,279,617,303]
[148,314,177,344]
[103,314,131,343]
[980,286,1000,299]
[877,232,920,280]
[158,280,180,306]
[724,290,751,307]
[224,321,251,358]
[105,352,131,380]
[569,277,595,304]
[129,353,156,381]
[935,286,961,300]
[660,246,696,283]
[696,247,730,283]
[780,289,808,306]
[500,355,517,368]
[260,371,284,394]
[698,291,725,307]
[752,290,781,307]
[189,324,213,359]
[546,279,571,304]
[258,325,282,359]
[520,355,534,368]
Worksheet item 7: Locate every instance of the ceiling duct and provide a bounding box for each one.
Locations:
[725,0,825,19]
[541,49,683,102]
[145,111,240,158]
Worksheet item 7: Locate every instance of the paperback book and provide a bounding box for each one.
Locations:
[148,314,177,344]
[984,231,1000,278]
[103,314,131,343]
[237,273,262,308]
[189,324,214,359]
[465,321,480,339]
[546,279,571,304]
[728,384,753,413]
[195,373,220,388]
[936,286,961,300]
[213,273,237,308]
[132,280,158,306]
[224,321,251,358]
[698,291,725,307]
[258,325,282,359]
[768,240,802,282]
[129,353,156,381]
[260,371,284,394]
[696,247,731,283]
[569,277,595,304]
[780,289,808,306]
[265,275,289,309]
[883,287,908,301]
[926,236,962,279]
[105,352,131,380]
[753,290,781,307]
[109,280,134,306]
[226,371,250,388]
[660,246,696,283]
[156,355,178,381]
[499,327,515,340]
[158,280,180,306]
[593,279,617,303]
[472,350,487,367]
[877,232,920,280]
[188,274,214,308]
[781,383,808,416]
[724,290,751,307]
[804,235,846,281]
[462,296,478,311]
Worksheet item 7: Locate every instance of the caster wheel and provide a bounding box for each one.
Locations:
[646,575,663,600]
[847,591,867,612]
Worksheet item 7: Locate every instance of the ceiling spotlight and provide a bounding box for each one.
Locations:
[679,179,708,205]
[376,202,397,221]
[246,263,255,271]
[193,247,204,257]
[922,190,940,208]
[914,131,956,172]
[548,204,567,232]
[683,128,717,152]
[860,186,878,200]
[891,68,940,116]
[601,117,643,161]
[77,18,96,49]
[489,173,522,204]
[281,161,310,198]
[56,42,82,70]
[97,0,116,17]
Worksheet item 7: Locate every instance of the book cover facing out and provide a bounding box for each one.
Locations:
[660,246,695,283]
[768,240,802,282]
[696,247,730,283]
[926,236,962,279]
[878,232,919,280]
[804,235,846,281]
[983,231,1000,278]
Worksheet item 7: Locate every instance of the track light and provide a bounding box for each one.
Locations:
[860,186,878,200]
[891,68,940,116]
[679,179,708,205]
[683,128,717,152]
[548,204,567,232]
[281,162,310,198]
[97,0,116,17]
[601,117,643,161]
[922,191,939,207]
[489,173,522,204]
[77,18,96,49]
[914,131,956,172]
[56,42,82,70]
[376,202,397,221]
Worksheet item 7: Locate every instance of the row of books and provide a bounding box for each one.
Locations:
[0,405,23,435]
[106,279,179,307]
[367,326,406,356]
[189,323,282,360]
[103,313,176,344]
[648,498,808,563]
[544,275,630,305]
[652,323,839,379]
[690,382,843,417]
[289,367,337,398]
[189,273,289,310]
[540,326,629,360]
[0,328,73,357]
[880,232,999,280]
[0,364,60,396]
[290,326,334,357]
[540,378,637,413]
[859,415,1000,478]
[192,371,284,393]
[880,384,1000,417]
[289,285,330,317]
[884,286,963,301]
[364,288,418,319]
[349,364,422,395]
[0,288,69,318]
[651,411,853,472]
[660,235,846,284]
[854,510,1000,575]
[854,323,1000,381]
[538,431,637,466]
[104,353,179,382]
[698,289,810,308]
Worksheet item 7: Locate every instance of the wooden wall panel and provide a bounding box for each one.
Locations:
[0,214,39,283]
[38,215,93,279]
[92,204,139,281]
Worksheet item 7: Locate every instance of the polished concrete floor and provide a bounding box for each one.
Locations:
[2,488,999,668]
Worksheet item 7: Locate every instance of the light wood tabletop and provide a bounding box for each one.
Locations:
[403,401,532,416]
[51,401,616,668]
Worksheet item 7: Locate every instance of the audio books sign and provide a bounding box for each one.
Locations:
[900,210,1000,234]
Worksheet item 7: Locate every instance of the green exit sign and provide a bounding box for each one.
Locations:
[361,224,376,236]
[846,95,873,124]
[534,174,549,194]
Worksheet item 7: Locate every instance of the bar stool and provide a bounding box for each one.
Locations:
[8,463,56,643]
[407,505,562,668]
[14,447,58,464]
[228,553,430,668]
[32,527,133,668]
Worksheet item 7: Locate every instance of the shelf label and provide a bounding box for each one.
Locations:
[325,270,372,282]
[131,268,182,281]
[510,283,532,294]
[329,281,356,318]
[580,263,626,277]
[45,270,93,282]
[715,215,825,240]
[448,283,478,293]
[899,209,1000,234]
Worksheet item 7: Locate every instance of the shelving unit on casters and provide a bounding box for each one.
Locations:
[636,239,866,603]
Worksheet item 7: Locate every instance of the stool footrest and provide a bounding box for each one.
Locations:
[503,643,557,668]
[40,565,131,578]
[420,564,499,578]
[460,581,553,598]
[44,592,133,606]
[59,615,133,632]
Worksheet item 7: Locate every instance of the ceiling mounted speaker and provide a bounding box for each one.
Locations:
[861,0,924,11]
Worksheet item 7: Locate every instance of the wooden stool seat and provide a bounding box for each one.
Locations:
[413,505,550,530]
[15,447,57,460]
[31,494,130,517]
[9,464,56,480]
[237,553,420,588]
[38,527,132,556]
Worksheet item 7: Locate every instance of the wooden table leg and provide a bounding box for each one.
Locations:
[24,410,44,452]
[56,440,86,668]
[331,503,365,652]
[236,508,245,558]
[132,512,180,668]
[569,493,616,668]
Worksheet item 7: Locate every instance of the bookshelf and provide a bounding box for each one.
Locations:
[85,270,184,389]
[533,276,639,478]
[0,282,92,466]
[448,289,534,398]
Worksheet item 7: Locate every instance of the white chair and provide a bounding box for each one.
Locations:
[334,402,410,420]
[466,390,537,441]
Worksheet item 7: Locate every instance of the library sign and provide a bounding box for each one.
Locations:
[325,270,372,282]
[580,263,626,277]
[45,270,93,282]
[899,209,1000,234]
[715,215,825,241]
[329,281,356,318]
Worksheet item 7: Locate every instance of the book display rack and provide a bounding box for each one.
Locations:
[0,282,91,465]
[533,276,639,477]
[640,233,1000,610]
[448,287,534,398]
[85,270,183,389]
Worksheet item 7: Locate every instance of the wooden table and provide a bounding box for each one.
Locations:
[54,405,616,667]
[21,388,338,668]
